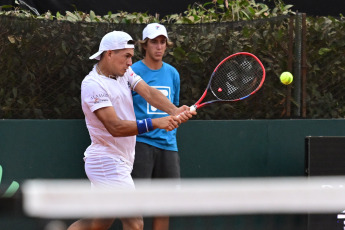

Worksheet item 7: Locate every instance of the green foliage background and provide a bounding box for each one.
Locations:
[1,0,345,119]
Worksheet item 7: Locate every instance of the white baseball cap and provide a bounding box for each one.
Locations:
[89,31,135,60]
[142,23,168,40]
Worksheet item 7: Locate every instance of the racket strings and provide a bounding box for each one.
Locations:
[210,55,264,101]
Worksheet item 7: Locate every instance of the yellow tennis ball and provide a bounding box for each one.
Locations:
[280,72,293,85]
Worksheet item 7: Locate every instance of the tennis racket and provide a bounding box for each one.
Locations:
[190,52,265,111]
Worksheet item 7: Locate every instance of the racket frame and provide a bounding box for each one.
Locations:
[192,52,265,110]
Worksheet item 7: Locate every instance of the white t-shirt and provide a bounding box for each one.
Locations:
[81,65,142,167]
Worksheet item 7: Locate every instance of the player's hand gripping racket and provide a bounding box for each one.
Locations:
[190,52,265,111]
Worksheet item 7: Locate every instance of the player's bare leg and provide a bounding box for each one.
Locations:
[121,217,144,230]
[67,218,114,230]
[153,216,169,230]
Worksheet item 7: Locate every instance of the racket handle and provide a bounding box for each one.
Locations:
[176,105,196,118]
[176,105,197,118]
[190,105,197,112]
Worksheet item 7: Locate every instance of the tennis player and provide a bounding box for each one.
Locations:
[131,23,180,230]
[67,31,195,230]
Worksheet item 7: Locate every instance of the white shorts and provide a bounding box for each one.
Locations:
[84,156,135,190]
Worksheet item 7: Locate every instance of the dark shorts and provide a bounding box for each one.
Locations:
[131,142,180,179]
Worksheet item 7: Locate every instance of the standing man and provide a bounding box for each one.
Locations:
[131,23,181,230]
[68,31,195,230]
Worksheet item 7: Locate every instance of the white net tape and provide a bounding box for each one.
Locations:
[22,176,345,218]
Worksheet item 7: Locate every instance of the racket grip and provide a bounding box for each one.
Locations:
[176,105,196,118]
[190,105,197,112]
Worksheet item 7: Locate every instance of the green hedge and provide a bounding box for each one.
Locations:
[1,1,345,119]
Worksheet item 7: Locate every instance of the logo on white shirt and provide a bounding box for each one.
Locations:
[91,93,109,104]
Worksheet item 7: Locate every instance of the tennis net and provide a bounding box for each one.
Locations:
[18,176,345,230]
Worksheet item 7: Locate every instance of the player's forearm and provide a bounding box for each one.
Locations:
[107,117,178,136]
[102,117,179,137]
[135,81,178,115]
[145,87,177,115]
